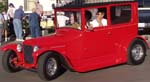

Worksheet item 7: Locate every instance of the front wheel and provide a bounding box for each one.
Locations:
[127,39,146,65]
[2,50,22,73]
[37,52,66,81]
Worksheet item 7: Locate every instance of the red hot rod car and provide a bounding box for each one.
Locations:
[1,0,148,81]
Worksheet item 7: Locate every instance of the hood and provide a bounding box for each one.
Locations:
[23,28,82,46]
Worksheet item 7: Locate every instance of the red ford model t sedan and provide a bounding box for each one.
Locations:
[0,0,148,81]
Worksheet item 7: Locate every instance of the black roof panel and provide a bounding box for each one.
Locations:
[55,0,136,9]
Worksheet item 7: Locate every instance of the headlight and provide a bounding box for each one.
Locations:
[33,46,39,52]
[17,44,22,52]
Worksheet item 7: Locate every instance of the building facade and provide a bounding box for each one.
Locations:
[0,0,7,5]
[8,0,56,14]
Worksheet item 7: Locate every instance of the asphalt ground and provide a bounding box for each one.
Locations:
[0,50,150,82]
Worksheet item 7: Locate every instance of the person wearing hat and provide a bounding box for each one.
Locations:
[57,12,69,27]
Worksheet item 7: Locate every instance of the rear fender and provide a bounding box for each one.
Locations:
[122,35,148,52]
[131,36,149,49]
[116,36,148,63]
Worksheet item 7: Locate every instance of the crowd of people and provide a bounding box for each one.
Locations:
[0,1,43,45]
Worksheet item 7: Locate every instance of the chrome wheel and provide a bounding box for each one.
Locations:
[46,58,57,76]
[131,44,144,61]
[128,39,146,65]
[38,52,66,81]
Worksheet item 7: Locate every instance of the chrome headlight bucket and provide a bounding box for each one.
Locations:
[17,44,22,52]
[33,46,40,52]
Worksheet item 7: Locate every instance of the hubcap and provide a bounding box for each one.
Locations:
[46,58,57,76]
[131,44,144,61]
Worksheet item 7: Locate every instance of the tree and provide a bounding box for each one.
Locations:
[0,2,4,12]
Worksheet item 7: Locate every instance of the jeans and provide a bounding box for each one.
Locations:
[30,26,41,38]
[13,19,23,39]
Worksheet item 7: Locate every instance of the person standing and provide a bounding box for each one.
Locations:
[7,3,15,36]
[0,12,4,45]
[57,12,69,27]
[29,8,41,38]
[2,9,9,41]
[35,1,43,16]
[7,3,15,19]
[13,6,25,41]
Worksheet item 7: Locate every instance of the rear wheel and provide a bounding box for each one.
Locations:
[2,50,22,73]
[37,52,66,81]
[127,39,146,65]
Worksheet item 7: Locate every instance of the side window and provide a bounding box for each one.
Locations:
[56,11,81,30]
[85,8,107,29]
[110,5,131,25]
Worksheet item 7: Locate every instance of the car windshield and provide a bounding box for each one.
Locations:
[56,11,81,30]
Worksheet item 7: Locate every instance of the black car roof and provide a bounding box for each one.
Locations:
[55,0,136,9]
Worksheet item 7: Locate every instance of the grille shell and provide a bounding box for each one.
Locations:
[23,45,34,64]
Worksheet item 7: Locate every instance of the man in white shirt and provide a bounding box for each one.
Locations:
[7,3,15,19]
[89,10,107,28]
[57,12,69,27]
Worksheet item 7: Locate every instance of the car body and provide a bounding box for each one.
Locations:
[0,0,148,81]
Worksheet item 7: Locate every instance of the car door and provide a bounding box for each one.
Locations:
[83,28,114,57]
[108,4,136,62]
[82,7,115,67]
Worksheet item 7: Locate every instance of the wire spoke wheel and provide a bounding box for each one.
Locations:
[2,50,22,73]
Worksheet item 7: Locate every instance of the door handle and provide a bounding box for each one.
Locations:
[107,32,111,35]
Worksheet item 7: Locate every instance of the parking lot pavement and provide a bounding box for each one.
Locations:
[0,50,150,82]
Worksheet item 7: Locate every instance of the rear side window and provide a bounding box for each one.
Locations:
[110,5,131,25]
[139,10,150,23]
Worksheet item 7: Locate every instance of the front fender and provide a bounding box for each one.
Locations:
[32,47,75,71]
[0,44,17,52]
[35,47,67,57]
